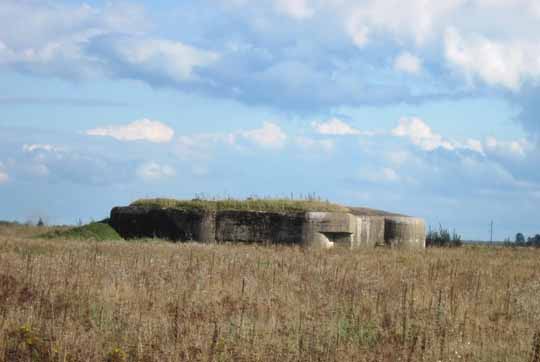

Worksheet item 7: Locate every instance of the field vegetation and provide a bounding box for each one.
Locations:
[426,226,463,248]
[130,197,350,213]
[1,224,540,361]
[40,222,122,241]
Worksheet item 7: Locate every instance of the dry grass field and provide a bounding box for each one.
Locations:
[1,224,540,361]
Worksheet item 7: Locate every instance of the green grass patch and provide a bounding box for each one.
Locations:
[130,198,350,213]
[41,222,123,241]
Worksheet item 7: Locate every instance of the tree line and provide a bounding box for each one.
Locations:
[509,233,540,247]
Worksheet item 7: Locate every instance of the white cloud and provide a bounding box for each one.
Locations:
[392,117,455,151]
[346,21,370,48]
[100,36,220,82]
[173,122,288,161]
[344,0,464,47]
[23,144,63,153]
[275,0,314,19]
[464,139,484,154]
[86,119,175,143]
[0,171,8,184]
[137,162,176,182]
[484,136,529,157]
[0,1,218,85]
[238,122,287,149]
[0,1,148,79]
[444,28,540,90]
[312,118,369,136]
[391,118,532,161]
[0,162,8,184]
[394,52,422,74]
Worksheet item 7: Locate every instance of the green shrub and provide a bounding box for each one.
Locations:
[426,225,462,247]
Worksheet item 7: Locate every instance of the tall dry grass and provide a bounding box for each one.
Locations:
[1,228,540,361]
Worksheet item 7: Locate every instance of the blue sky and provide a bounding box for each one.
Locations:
[1,0,539,240]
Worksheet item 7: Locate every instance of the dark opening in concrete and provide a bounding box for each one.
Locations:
[321,232,353,246]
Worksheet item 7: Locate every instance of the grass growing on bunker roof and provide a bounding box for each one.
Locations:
[130,197,350,213]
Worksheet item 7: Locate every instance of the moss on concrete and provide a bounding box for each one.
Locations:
[41,222,123,241]
[130,198,350,213]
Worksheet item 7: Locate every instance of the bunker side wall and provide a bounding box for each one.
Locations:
[110,206,207,242]
[352,216,385,248]
[215,211,304,245]
[383,216,426,248]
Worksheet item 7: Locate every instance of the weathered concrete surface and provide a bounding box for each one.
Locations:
[384,216,426,248]
[110,205,426,248]
[215,211,304,244]
[303,212,356,248]
[110,206,207,241]
[353,216,385,248]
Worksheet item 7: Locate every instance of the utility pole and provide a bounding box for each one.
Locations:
[490,220,493,243]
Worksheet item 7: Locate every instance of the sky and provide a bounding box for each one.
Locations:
[1,0,539,240]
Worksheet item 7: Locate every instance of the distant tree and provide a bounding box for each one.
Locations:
[37,218,44,227]
[426,225,462,247]
[515,233,526,244]
[528,234,540,247]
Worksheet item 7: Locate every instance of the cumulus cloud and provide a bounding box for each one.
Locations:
[237,122,287,149]
[23,144,63,153]
[6,140,136,186]
[86,119,175,143]
[394,52,422,74]
[5,0,540,113]
[137,162,176,182]
[274,0,314,19]
[344,0,462,47]
[88,35,220,84]
[312,118,366,136]
[484,137,530,157]
[0,1,218,86]
[391,118,534,165]
[0,1,148,79]
[464,139,484,154]
[444,28,540,90]
[0,162,8,184]
[173,122,288,162]
[392,117,455,151]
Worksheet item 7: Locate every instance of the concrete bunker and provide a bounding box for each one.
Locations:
[109,199,426,249]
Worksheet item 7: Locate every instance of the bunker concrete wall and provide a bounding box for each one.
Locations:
[352,216,385,248]
[110,206,426,249]
[302,212,357,248]
[215,211,304,244]
[110,206,206,241]
[384,216,426,248]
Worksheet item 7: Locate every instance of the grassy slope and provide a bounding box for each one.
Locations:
[41,222,122,241]
[131,198,350,213]
[1,228,539,361]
